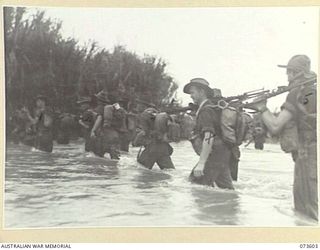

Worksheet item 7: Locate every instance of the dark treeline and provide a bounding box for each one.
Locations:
[4,7,179,115]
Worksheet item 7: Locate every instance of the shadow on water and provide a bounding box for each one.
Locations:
[191,187,241,225]
[5,140,314,227]
[131,166,173,189]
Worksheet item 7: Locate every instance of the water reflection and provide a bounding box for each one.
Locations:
[191,187,241,225]
[5,140,314,227]
[132,165,173,189]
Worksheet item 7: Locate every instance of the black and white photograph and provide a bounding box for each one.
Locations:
[3,5,318,229]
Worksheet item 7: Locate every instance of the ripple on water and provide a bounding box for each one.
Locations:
[4,140,313,227]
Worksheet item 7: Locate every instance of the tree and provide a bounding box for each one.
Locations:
[4,7,178,116]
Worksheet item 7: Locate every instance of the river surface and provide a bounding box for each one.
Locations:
[4,139,318,228]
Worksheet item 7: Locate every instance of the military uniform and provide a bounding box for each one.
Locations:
[137,110,175,170]
[281,79,317,220]
[11,109,33,145]
[34,108,53,153]
[126,112,138,146]
[79,109,98,152]
[168,118,181,142]
[102,105,127,159]
[252,114,267,150]
[189,100,234,189]
[56,113,76,144]
[91,104,106,157]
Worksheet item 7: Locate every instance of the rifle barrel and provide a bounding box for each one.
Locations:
[135,99,157,108]
[242,77,316,109]
[224,89,269,102]
[162,106,193,114]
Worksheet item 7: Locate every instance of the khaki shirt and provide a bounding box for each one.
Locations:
[194,100,222,140]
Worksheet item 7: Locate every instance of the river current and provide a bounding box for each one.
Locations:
[4,139,317,228]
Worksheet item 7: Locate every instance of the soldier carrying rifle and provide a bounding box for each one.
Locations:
[248,55,317,221]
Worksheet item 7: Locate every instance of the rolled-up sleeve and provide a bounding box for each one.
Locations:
[281,90,298,119]
[96,105,104,117]
[198,108,216,136]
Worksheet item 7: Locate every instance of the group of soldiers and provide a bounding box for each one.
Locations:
[8,99,81,152]
[7,88,198,161]
[76,90,199,163]
[7,54,317,221]
[183,54,317,221]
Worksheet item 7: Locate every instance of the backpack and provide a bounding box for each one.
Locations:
[204,102,252,146]
[220,106,252,146]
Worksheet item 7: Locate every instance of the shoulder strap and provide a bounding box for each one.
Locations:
[196,103,220,119]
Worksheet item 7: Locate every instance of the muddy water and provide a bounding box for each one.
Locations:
[4,139,317,228]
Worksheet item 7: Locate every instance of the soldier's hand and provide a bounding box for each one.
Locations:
[79,120,89,129]
[21,106,30,114]
[139,130,146,136]
[246,97,267,112]
[90,130,96,138]
[193,162,205,177]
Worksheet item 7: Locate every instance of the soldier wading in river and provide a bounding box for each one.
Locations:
[249,55,317,221]
[184,78,234,189]
[134,107,175,170]
[22,95,54,153]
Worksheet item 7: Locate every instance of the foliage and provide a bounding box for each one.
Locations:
[4,7,178,115]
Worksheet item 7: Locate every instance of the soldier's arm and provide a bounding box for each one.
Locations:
[23,108,39,125]
[27,114,38,125]
[193,131,214,177]
[261,109,292,135]
[199,131,214,164]
[193,107,216,177]
[43,113,53,127]
[79,119,89,129]
[250,93,294,135]
[90,115,102,137]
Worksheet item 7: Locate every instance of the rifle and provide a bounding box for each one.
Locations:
[135,99,157,109]
[135,99,197,114]
[241,77,317,110]
[208,77,316,110]
[160,103,198,114]
[224,88,270,103]
[181,88,271,111]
